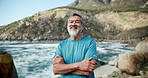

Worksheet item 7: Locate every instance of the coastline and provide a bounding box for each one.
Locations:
[97,39,144,47]
[0,38,145,47]
[94,40,148,78]
[0,39,147,78]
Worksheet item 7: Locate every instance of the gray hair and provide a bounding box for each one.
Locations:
[68,13,84,25]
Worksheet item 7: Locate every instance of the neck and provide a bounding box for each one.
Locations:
[70,33,83,40]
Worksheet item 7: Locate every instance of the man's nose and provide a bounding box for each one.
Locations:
[71,22,76,25]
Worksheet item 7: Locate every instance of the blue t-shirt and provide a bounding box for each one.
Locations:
[54,36,98,78]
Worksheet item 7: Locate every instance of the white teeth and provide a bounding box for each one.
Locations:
[69,26,77,29]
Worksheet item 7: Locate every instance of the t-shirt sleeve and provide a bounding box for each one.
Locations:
[84,39,98,60]
[54,42,63,58]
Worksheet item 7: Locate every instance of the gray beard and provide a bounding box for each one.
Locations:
[68,30,79,36]
[67,27,82,36]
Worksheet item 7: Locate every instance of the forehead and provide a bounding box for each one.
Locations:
[68,16,81,21]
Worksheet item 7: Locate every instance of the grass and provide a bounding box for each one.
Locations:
[116,26,148,40]
[0,21,20,34]
[141,62,148,71]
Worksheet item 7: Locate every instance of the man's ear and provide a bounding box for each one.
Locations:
[82,26,84,30]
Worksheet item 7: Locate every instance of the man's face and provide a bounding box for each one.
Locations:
[67,16,83,36]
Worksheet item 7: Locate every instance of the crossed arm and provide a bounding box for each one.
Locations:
[53,55,96,76]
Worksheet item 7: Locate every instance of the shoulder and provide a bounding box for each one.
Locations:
[59,38,70,45]
[84,36,96,43]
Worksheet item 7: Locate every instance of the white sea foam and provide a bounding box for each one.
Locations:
[0,44,58,48]
[97,47,107,53]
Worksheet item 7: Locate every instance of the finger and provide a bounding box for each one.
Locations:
[90,64,96,68]
[90,61,96,65]
[53,57,58,62]
[53,55,60,64]
[91,59,96,62]
[53,61,56,65]
[54,56,61,61]
[89,66,95,71]
[88,58,92,61]
[53,58,58,64]
[89,69,93,72]
[53,59,61,65]
[89,64,95,70]
[52,60,56,65]
[55,55,60,58]
[56,55,63,59]
[91,68,95,71]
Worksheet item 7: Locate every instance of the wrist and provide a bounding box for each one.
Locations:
[73,62,80,69]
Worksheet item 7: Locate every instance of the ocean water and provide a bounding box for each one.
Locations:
[0,41,134,78]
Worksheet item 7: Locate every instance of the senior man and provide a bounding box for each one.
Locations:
[53,13,98,78]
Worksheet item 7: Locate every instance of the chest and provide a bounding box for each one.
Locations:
[62,42,89,64]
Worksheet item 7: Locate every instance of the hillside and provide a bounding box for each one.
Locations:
[0,0,148,41]
[69,0,148,10]
[116,26,148,39]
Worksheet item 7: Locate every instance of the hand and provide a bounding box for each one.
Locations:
[72,69,92,76]
[78,58,96,72]
[53,55,65,65]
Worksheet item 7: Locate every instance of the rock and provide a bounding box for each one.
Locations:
[116,51,148,75]
[94,65,121,78]
[0,50,18,78]
[115,40,148,75]
[96,60,108,67]
[108,61,117,66]
[135,40,148,53]
[139,70,144,75]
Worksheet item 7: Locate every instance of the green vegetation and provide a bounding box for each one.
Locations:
[0,21,20,34]
[18,24,27,31]
[68,0,148,13]
[116,26,148,40]
[141,62,148,71]
[142,66,148,71]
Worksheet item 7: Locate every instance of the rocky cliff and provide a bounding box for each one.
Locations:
[69,0,148,9]
[0,0,148,41]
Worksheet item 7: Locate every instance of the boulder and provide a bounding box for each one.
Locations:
[135,40,148,53]
[116,51,148,75]
[0,50,18,78]
[115,40,148,75]
[94,65,121,78]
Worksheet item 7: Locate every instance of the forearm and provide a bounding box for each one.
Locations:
[71,70,92,76]
[53,55,96,76]
[71,59,96,76]
[53,62,79,75]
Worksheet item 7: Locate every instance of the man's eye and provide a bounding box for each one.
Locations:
[76,21,80,23]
